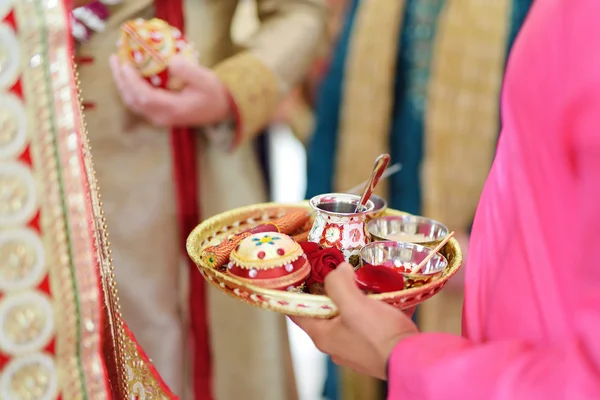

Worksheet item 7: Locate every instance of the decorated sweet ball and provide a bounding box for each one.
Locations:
[117,18,198,89]
[228,232,311,291]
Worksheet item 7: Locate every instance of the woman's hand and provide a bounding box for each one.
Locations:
[109,55,232,127]
[289,263,419,380]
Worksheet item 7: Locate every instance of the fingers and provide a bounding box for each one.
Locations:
[324,263,367,319]
[109,55,181,126]
[288,315,336,354]
[288,315,323,336]
[403,306,416,319]
[109,55,137,110]
[168,55,215,89]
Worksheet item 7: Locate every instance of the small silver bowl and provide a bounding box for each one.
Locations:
[360,241,448,288]
[367,195,387,219]
[367,215,449,247]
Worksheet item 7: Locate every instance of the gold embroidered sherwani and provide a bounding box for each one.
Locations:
[76,0,326,398]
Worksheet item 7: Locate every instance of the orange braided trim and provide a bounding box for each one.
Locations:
[291,231,310,243]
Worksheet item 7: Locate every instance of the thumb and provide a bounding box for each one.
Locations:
[324,263,366,315]
[167,55,213,87]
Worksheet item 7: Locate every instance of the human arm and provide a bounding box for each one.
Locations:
[293,2,600,398]
[213,0,328,148]
[109,1,327,147]
[387,146,600,400]
[387,4,600,398]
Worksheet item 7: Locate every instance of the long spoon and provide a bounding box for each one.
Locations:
[346,163,402,195]
[354,154,391,212]
[410,231,455,274]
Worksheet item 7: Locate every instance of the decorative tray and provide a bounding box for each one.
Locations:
[186,202,463,318]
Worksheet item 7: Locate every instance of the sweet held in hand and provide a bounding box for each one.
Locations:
[116,18,199,90]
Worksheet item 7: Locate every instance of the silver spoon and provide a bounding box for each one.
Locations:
[346,163,402,195]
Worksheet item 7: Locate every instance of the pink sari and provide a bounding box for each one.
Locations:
[388,1,600,398]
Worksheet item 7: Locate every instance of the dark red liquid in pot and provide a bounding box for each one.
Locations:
[355,264,406,293]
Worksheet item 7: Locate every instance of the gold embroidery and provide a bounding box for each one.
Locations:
[213,51,280,143]
[2,1,174,398]
[422,0,511,231]
[0,108,19,147]
[0,2,73,399]
[78,62,174,400]
[11,0,114,398]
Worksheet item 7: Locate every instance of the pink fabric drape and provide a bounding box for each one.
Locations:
[388,1,600,399]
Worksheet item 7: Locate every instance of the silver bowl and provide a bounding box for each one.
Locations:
[367,195,388,219]
[360,241,448,287]
[367,215,449,247]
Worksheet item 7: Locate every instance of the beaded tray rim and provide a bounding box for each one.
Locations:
[186,202,463,314]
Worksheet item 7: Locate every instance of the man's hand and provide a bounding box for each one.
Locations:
[290,263,419,380]
[109,55,232,127]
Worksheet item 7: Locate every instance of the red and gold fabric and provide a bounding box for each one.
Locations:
[0,1,174,398]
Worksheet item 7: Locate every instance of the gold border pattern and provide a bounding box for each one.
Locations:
[422,0,511,230]
[213,51,280,145]
[1,0,109,398]
[1,1,176,398]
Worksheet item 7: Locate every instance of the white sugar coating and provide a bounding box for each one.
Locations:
[249,268,258,278]
[285,264,293,272]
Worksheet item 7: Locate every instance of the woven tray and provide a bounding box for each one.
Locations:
[186,202,463,318]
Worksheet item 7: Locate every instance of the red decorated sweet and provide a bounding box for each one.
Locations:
[227,232,310,291]
[117,18,198,89]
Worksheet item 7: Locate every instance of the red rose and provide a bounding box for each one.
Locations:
[301,245,345,287]
[299,241,320,257]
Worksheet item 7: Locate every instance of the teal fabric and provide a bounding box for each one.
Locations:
[306,1,533,399]
[306,0,444,214]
